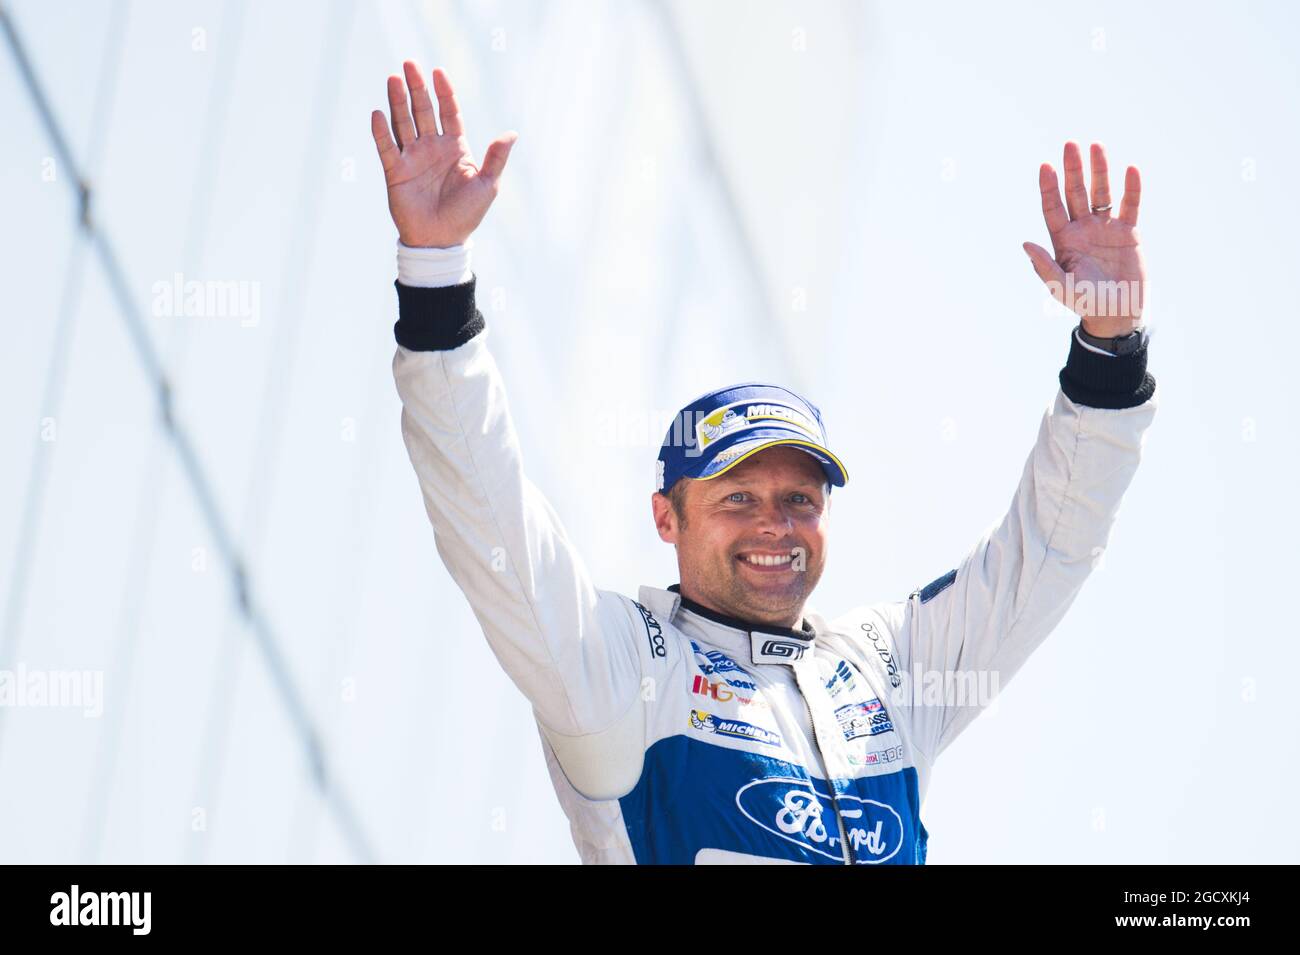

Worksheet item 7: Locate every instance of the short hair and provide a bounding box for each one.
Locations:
[666,479,690,528]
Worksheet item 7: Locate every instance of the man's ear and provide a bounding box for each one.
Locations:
[651,492,677,543]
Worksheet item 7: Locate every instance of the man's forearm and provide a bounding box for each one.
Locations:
[884,321,1157,760]
[389,262,644,744]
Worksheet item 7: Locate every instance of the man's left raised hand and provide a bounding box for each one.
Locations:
[1023,141,1145,338]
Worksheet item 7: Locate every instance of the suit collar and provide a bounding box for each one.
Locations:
[635,584,818,666]
[666,584,814,642]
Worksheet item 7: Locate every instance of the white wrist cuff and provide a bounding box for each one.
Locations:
[397,239,473,288]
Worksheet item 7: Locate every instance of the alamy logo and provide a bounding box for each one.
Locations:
[49,885,151,935]
[151,272,261,327]
[0,664,102,717]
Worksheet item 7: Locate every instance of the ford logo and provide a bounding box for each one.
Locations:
[735,777,905,864]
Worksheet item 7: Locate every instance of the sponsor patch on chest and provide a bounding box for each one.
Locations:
[835,697,894,741]
[690,709,783,747]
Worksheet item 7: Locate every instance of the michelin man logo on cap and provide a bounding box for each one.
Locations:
[695,400,822,451]
[656,382,849,494]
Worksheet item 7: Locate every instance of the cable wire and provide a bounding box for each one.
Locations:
[184,0,365,864]
[79,0,249,863]
[0,0,375,864]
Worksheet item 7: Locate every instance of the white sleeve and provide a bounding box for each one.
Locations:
[390,269,642,741]
[871,331,1157,762]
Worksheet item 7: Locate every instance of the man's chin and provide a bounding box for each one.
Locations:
[728,568,807,620]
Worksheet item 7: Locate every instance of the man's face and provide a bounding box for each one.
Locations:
[651,445,831,628]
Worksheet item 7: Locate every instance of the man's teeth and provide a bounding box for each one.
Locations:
[741,552,793,567]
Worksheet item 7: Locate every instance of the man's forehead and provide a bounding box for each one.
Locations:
[713,445,827,485]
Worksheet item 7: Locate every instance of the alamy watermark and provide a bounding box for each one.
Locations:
[151,272,261,327]
[1040,274,1145,325]
[0,663,103,717]
[50,885,150,935]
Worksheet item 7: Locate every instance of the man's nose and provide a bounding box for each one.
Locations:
[753,498,794,534]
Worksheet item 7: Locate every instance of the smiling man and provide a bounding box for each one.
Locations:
[652,391,840,631]
[373,62,1156,864]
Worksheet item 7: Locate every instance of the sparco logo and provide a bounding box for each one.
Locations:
[860,622,901,687]
[634,601,666,658]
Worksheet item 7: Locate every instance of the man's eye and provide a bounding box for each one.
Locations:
[790,493,809,504]
[726,492,748,503]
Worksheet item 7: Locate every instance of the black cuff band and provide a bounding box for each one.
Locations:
[1058,327,1156,410]
[393,277,485,351]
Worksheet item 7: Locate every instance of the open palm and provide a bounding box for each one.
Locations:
[370,62,517,248]
[1023,142,1145,338]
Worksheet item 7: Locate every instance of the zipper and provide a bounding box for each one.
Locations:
[792,664,852,865]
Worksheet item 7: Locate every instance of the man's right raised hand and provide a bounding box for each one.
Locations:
[371,61,517,249]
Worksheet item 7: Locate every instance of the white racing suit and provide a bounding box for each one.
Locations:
[391,245,1156,864]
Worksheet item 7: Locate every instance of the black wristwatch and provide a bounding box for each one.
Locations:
[1076,323,1146,356]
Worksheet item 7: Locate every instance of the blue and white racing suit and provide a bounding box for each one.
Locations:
[390,243,1157,865]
